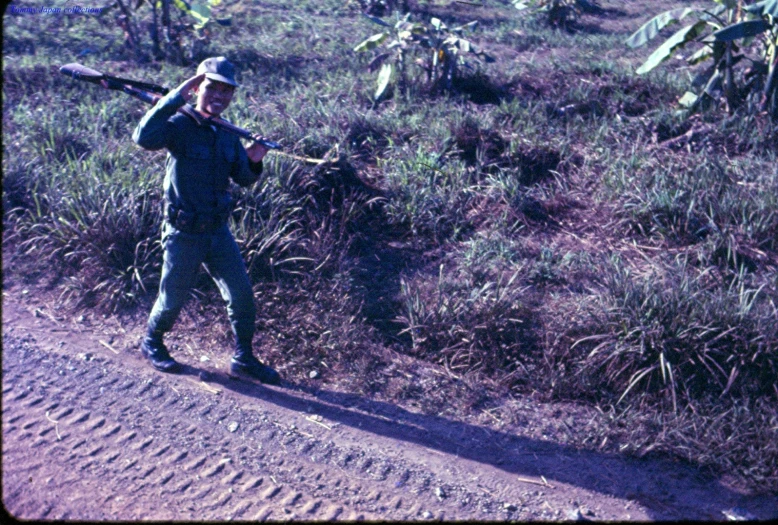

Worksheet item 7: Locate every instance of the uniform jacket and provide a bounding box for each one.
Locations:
[133,89,263,215]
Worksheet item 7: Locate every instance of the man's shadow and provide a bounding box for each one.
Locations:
[176,364,776,521]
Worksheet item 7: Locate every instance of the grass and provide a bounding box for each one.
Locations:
[552,256,777,405]
[3,0,777,493]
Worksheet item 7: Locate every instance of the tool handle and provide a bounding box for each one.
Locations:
[60,63,281,150]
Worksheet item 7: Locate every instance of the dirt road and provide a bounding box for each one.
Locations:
[3,285,776,521]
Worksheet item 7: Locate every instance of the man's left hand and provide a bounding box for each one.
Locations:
[246,140,269,163]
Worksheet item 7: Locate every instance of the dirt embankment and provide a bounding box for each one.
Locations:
[3,281,777,521]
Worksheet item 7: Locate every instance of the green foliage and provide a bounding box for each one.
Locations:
[4,142,164,312]
[354,13,493,100]
[512,0,597,29]
[626,0,778,118]
[381,148,478,244]
[396,265,536,379]
[568,256,777,411]
[117,0,233,63]
[170,0,231,30]
[602,139,778,253]
[230,161,309,282]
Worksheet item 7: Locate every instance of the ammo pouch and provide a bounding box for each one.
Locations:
[165,203,230,234]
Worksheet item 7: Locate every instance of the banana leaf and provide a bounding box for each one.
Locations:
[636,21,709,75]
[375,62,393,100]
[189,1,210,29]
[626,7,699,48]
[744,0,778,18]
[708,20,772,42]
[354,32,389,52]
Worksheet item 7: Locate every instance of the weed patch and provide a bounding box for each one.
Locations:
[345,116,393,161]
[549,257,777,408]
[394,261,542,385]
[451,72,506,105]
[451,117,507,167]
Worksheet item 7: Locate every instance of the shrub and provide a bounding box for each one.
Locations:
[626,0,778,119]
[354,13,493,100]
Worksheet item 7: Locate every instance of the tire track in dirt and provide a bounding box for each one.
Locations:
[4,331,523,520]
[2,337,388,520]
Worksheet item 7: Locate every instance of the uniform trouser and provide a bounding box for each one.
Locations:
[147,222,256,346]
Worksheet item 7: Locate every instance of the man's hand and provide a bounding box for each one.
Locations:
[178,73,206,102]
[246,139,269,163]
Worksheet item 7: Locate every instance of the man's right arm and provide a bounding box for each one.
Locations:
[133,73,204,151]
[132,90,186,151]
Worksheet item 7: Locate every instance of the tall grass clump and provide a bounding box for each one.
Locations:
[382,148,480,245]
[4,146,164,311]
[603,148,778,256]
[542,253,778,489]
[552,256,777,409]
[395,263,539,382]
[230,157,311,282]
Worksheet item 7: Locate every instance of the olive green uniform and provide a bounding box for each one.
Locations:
[133,87,263,345]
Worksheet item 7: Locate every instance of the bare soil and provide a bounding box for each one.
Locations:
[3,277,778,522]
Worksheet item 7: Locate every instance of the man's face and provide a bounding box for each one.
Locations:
[195,78,235,117]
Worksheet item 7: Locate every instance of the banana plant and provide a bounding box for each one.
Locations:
[171,0,232,30]
[354,13,493,101]
[512,0,598,28]
[626,0,778,118]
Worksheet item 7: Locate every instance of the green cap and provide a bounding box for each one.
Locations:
[196,56,238,87]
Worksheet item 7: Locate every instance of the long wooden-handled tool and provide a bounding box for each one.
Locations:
[59,62,282,150]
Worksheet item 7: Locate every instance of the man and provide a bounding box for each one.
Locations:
[133,56,280,385]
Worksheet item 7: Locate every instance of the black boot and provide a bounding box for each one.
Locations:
[230,340,280,385]
[141,332,180,373]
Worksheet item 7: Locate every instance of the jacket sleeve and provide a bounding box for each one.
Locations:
[132,90,186,151]
[230,139,264,187]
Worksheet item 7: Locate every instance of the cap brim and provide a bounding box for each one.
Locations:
[204,73,238,87]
